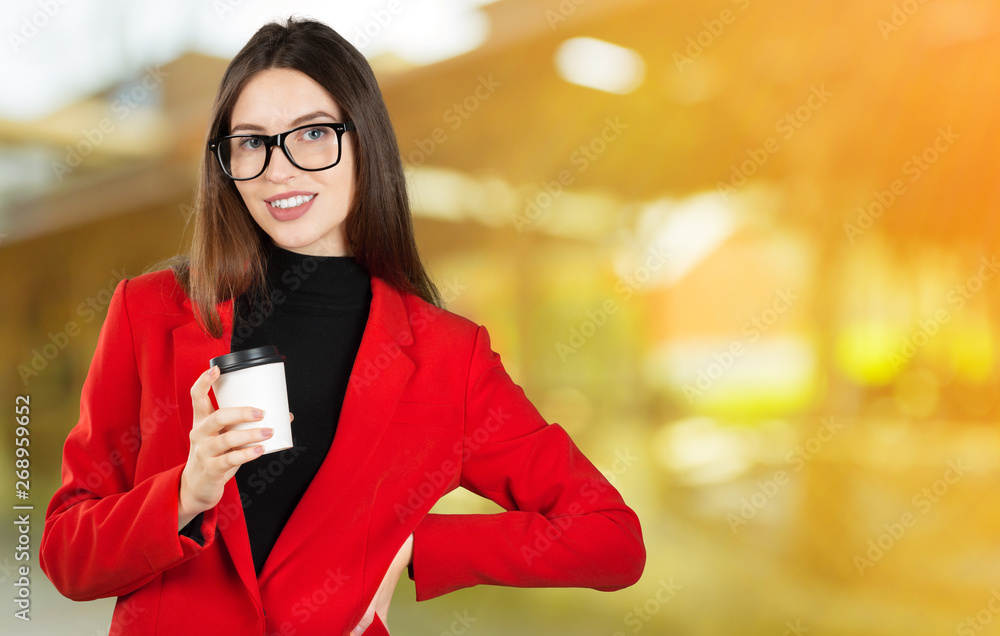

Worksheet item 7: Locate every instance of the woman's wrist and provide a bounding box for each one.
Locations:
[177,477,201,531]
[178,505,198,532]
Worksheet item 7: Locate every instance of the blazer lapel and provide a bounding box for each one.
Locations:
[258,276,415,586]
[171,294,264,607]
[168,273,416,595]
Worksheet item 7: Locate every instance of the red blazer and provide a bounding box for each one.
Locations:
[40,269,645,635]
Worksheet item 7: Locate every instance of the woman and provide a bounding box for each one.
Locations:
[40,16,645,636]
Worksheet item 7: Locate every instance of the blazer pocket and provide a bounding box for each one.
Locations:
[389,401,453,426]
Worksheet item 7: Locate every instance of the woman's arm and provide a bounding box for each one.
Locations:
[39,279,217,601]
[409,325,646,600]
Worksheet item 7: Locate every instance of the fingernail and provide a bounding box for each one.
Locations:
[261,428,273,438]
[254,445,264,455]
[252,408,264,419]
[289,412,294,421]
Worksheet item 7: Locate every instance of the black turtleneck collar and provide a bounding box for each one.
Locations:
[260,241,371,314]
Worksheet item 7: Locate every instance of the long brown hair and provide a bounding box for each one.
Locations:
[154,16,442,338]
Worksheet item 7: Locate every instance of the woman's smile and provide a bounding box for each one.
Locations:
[265,191,317,221]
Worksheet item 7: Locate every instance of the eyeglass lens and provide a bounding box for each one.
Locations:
[219,126,343,179]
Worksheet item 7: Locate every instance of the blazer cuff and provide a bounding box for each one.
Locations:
[178,511,206,546]
[144,463,218,570]
[410,512,492,601]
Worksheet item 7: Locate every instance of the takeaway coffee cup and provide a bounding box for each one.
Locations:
[208,345,292,455]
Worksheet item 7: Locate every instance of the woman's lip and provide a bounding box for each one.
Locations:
[267,194,316,222]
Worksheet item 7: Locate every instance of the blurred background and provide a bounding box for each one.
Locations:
[2,0,1000,634]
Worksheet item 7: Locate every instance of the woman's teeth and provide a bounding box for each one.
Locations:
[270,194,315,209]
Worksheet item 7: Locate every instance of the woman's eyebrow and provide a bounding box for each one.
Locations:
[231,110,339,133]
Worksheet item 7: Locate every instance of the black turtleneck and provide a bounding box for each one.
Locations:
[223,241,372,575]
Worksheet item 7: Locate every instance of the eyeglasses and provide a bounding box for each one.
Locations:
[208,122,355,180]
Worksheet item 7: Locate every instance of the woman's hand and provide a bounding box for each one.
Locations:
[178,365,291,530]
[351,533,414,636]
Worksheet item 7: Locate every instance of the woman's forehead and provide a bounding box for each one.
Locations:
[232,68,343,128]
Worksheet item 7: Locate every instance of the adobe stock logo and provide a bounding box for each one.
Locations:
[18,269,128,385]
[49,66,170,181]
[511,116,627,233]
[886,255,996,372]
[544,0,588,29]
[843,126,958,243]
[853,458,969,576]
[683,288,797,402]
[878,0,932,41]
[350,0,405,50]
[611,578,682,635]
[672,0,752,72]
[406,75,501,168]
[727,417,840,534]
[554,245,667,362]
[716,85,832,200]
[8,0,73,53]
[957,589,1000,636]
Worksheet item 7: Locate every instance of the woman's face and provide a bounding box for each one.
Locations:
[228,67,356,256]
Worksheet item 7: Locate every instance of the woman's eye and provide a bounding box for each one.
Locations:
[239,137,263,150]
[302,128,326,141]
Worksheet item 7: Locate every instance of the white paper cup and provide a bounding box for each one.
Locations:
[209,345,293,455]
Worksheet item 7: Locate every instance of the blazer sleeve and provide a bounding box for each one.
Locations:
[39,278,218,601]
[409,325,646,600]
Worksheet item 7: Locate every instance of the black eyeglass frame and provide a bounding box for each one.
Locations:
[208,121,356,180]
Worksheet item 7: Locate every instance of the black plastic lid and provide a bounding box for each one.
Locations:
[210,345,286,374]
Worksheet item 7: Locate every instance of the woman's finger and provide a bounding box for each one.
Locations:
[210,405,266,428]
[351,610,374,636]
[194,406,265,443]
[226,444,265,467]
[190,366,220,422]
[209,427,273,457]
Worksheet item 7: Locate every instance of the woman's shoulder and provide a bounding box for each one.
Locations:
[391,280,481,341]
[119,267,190,314]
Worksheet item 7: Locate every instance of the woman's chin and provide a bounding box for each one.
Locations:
[267,231,350,257]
